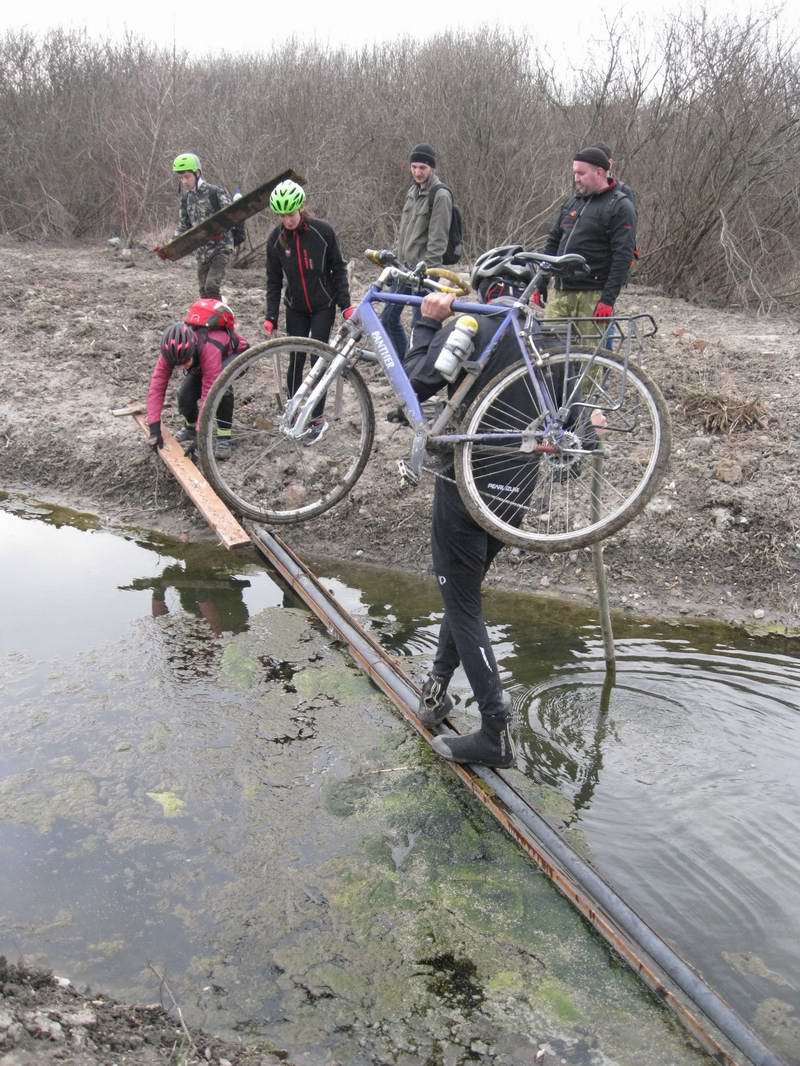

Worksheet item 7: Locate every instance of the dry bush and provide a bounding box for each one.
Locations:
[1,14,800,306]
[681,394,766,433]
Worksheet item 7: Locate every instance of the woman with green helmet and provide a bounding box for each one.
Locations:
[264,180,354,442]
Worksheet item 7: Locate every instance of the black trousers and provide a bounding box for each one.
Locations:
[430,478,508,721]
[285,304,336,420]
[178,367,233,430]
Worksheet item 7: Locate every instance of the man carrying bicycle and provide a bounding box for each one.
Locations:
[403,252,544,768]
[533,146,637,325]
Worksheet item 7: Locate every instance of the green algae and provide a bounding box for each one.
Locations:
[146,790,186,817]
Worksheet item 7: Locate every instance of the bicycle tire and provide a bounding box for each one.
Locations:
[454,352,671,552]
[198,337,375,523]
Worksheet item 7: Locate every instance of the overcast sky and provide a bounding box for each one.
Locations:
[2,0,797,58]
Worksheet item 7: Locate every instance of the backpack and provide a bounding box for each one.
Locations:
[431,182,464,265]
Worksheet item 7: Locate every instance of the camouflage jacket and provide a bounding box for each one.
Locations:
[178,178,233,261]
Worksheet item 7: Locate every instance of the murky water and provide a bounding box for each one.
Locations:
[1,496,798,1064]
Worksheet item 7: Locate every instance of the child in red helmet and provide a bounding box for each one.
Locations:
[146,298,248,458]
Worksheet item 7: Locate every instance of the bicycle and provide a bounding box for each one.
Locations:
[198,249,671,553]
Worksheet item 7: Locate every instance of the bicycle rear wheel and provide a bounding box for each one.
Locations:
[198,338,375,523]
[454,352,671,552]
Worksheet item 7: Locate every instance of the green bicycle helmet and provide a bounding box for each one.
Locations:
[172,152,201,174]
[269,179,306,215]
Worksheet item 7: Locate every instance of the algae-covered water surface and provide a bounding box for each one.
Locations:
[1,496,797,1064]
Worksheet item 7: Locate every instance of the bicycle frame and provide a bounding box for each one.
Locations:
[280,279,654,480]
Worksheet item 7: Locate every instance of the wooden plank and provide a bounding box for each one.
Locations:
[133,413,250,550]
[158,168,304,261]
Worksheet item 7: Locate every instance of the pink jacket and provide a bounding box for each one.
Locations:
[146,329,248,425]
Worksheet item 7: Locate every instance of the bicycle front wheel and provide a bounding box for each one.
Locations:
[454,353,671,552]
[198,338,375,523]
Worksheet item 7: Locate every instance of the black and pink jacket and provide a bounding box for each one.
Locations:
[146,328,248,425]
[265,218,350,324]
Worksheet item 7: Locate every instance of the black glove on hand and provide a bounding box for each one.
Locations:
[147,422,164,449]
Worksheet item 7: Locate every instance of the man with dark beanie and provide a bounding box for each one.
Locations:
[533,146,637,325]
[381,143,453,362]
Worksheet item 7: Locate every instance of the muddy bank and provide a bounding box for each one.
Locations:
[1,238,798,631]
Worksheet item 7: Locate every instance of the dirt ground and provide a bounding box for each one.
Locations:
[1,237,798,632]
[0,957,289,1064]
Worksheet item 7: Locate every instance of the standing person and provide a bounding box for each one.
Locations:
[532,147,637,327]
[146,299,248,460]
[381,143,454,363]
[402,251,548,768]
[263,180,354,444]
[170,153,233,300]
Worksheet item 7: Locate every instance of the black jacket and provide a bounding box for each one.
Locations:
[542,181,636,305]
[265,218,350,323]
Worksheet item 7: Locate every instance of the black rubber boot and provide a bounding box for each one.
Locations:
[430,701,515,768]
[416,674,454,729]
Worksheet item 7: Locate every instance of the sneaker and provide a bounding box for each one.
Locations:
[430,721,515,769]
[303,418,329,446]
[174,425,196,444]
[416,675,454,729]
[386,405,409,426]
[214,437,232,461]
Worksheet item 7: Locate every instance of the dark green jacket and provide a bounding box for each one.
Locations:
[397,174,452,267]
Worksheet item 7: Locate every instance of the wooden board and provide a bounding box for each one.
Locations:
[133,414,251,550]
[158,168,304,261]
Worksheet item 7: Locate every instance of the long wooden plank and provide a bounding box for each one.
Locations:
[133,413,250,550]
[158,168,304,261]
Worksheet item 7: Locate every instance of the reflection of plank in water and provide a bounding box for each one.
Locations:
[158,168,304,261]
[132,413,250,550]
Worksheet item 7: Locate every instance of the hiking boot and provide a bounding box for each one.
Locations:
[430,694,515,768]
[430,721,516,769]
[303,418,329,446]
[416,674,454,729]
[174,426,196,445]
[214,437,232,461]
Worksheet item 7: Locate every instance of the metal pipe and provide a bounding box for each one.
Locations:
[249,524,784,1066]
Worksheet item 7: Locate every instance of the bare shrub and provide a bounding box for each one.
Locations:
[1,14,799,305]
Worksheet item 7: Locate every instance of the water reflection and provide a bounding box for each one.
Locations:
[121,563,251,636]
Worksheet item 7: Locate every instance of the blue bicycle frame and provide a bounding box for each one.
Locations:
[355,287,549,435]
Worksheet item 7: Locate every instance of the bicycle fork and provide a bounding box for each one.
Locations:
[281,351,348,439]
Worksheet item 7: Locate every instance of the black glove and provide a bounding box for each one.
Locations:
[147,421,164,449]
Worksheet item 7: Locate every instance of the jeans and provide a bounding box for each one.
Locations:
[380,280,421,363]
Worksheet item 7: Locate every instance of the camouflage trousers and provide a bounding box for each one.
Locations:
[542,288,616,348]
[197,249,230,300]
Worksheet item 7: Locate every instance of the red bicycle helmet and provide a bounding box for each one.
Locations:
[184,298,235,330]
[160,322,198,367]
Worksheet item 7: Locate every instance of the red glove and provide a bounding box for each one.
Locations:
[593,301,614,318]
[342,306,356,320]
[263,319,275,335]
[153,246,169,261]
[532,290,546,309]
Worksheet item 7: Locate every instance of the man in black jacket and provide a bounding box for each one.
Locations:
[533,147,637,327]
[404,272,538,768]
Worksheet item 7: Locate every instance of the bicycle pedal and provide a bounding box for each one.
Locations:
[397,459,419,487]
